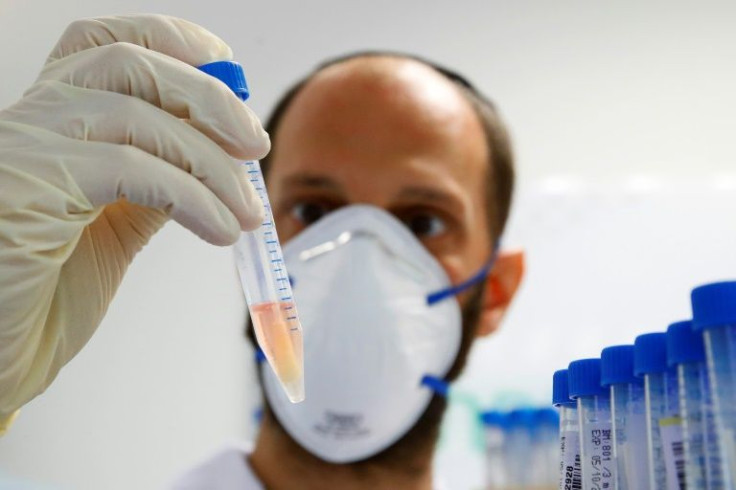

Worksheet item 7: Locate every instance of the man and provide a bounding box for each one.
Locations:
[175,50,524,490]
[0,14,523,489]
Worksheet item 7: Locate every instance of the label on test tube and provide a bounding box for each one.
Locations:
[659,417,685,490]
[561,430,582,490]
[559,430,568,488]
[582,422,614,490]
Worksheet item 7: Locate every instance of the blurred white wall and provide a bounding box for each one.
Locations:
[1,1,735,489]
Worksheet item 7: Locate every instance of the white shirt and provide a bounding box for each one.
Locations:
[171,444,448,490]
[171,444,263,490]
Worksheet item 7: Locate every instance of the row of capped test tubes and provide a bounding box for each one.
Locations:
[551,280,736,490]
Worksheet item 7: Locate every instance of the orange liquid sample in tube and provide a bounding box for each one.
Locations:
[251,301,304,403]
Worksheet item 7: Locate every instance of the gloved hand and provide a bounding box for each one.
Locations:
[0,14,269,432]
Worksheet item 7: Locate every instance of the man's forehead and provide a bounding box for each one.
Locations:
[272,56,485,162]
[310,55,446,91]
[299,56,468,119]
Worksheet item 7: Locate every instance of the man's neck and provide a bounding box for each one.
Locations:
[248,414,436,490]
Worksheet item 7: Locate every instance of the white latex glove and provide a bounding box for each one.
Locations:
[0,14,269,432]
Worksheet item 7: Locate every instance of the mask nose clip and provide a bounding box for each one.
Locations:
[298,229,428,280]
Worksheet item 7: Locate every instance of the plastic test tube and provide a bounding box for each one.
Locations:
[601,345,649,489]
[535,407,563,488]
[198,61,304,403]
[667,320,724,489]
[504,408,537,488]
[480,410,510,490]
[568,358,617,490]
[554,369,582,490]
[634,332,682,490]
[692,281,736,486]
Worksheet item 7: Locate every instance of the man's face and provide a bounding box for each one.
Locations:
[266,57,493,295]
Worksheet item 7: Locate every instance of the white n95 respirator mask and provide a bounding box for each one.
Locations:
[260,205,492,463]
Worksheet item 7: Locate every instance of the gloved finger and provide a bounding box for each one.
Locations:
[70,139,248,246]
[39,42,269,160]
[5,81,264,231]
[47,14,233,67]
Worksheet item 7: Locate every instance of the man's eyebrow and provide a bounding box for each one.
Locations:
[280,174,344,192]
[396,185,460,205]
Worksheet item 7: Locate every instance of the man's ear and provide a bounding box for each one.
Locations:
[476,250,525,338]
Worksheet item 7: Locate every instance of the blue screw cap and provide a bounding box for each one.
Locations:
[601,345,639,386]
[508,408,537,428]
[691,281,736,331]
[667,320,705,366]
[480,410,508,428]
[634,332,668,376]
[198,60,250,101]
[568,358,606,398]
[553,369,575,407]
[536,407,560,427]
[255,348,266,363]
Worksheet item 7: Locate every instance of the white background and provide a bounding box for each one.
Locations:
[1,1,735,489]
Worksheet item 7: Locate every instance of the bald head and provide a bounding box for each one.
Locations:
[272,56,487,171]
[304,56,481,133]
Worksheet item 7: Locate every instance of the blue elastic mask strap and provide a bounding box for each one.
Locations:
[421,375,482,410]
[426,242,500,306]
[421,375,450,397]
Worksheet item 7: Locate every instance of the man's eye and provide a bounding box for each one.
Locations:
[291,202,333,225]
[402,213,447,238]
